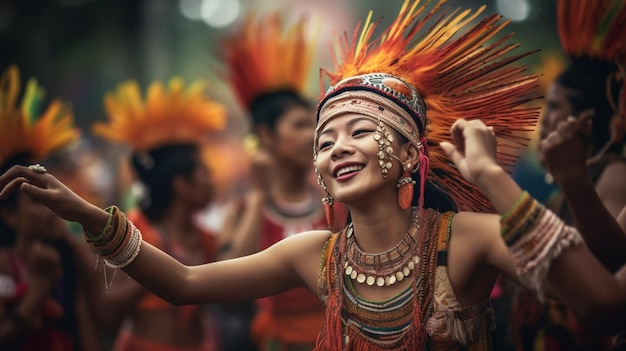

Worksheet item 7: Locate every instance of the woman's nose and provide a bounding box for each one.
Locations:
[330,136,355,160]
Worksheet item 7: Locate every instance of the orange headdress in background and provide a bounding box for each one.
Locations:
[316,0,541,212]
[93,77,227,152]
[220,13,317,109]
[557,0,626,143]
[0,65,79,169]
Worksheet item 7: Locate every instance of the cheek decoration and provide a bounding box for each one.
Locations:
[374,120,394,178]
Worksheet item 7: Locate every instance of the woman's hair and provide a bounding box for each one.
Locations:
[0,153,31,247]
[249,89,311,130]
[556,58,624,154]
[130,143,200,222]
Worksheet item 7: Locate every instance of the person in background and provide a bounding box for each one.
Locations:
[0,64,101,351]
[217,13,347,351]
[511,1,626,349]
[87,77,228,351]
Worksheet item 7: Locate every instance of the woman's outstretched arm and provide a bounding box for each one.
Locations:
[441,119,626,334]
[0,166,328,306]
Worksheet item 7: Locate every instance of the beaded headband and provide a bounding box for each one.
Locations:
[316,73,425,149]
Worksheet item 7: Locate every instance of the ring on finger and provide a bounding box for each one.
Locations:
[28,164,47,174]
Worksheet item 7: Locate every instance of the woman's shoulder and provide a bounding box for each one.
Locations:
[274,229,335,252]
[267,229,336,268]
[449,211,500,239]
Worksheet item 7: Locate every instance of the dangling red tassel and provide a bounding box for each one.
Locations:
[324,202,335,228]
[398,170,414,210]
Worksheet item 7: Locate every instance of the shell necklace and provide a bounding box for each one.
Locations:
[343,207,421,287]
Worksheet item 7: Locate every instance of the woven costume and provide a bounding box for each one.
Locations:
[310,0,541,349]
[0,65,81,351]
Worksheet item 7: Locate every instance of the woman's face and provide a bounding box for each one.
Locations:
[180,160,214,210]
[271,105,316,169]
[316,113,400,204]
[539,83,575,143]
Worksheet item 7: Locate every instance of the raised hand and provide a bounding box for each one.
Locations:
[439,119,501,188]
[540,110,593,185]
[0,165,106,232]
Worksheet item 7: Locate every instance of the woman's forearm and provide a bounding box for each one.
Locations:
[560,174,626,272]
[475,165,524,215]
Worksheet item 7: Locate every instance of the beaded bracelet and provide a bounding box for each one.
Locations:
[500,194,583,301]
[83,206,143,269]
[83,206,118,242]
[104,223,142,269]
[95,214,130,257]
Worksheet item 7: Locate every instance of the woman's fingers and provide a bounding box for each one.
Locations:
[0,165,49,189]
[20,182,54,203]
[0,177,29,199]
[440,141,463,165]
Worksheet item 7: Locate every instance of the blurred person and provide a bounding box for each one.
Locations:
[510,1,626,350]
[216,14,347,351]
[0,65,100,351]
[89,77,228,351]
[541,112,626,350]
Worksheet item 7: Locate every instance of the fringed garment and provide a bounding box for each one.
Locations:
[316,208,495,350]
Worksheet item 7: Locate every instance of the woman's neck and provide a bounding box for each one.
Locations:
[348,194,414,253]
[153,202,195,240]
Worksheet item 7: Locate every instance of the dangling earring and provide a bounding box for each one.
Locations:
[397,162,416,210]
[314,163,335,228]
[374,120,394,178]
[322,192,335,228]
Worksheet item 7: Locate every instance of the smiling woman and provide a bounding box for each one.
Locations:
[1,1,625,350]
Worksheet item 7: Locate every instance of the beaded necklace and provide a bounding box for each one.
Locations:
[343,207,420,287]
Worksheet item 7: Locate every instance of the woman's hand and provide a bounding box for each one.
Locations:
[540,110,593,185]
[440,119,502,189]
[0,165,108,233]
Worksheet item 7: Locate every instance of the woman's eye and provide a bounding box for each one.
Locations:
[353,129,372,136]
[319,141,333,150]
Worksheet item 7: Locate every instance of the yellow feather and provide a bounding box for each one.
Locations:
[93,77,226,152]
[0,65,78,166]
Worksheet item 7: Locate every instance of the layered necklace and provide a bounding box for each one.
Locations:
[343,207,421,287]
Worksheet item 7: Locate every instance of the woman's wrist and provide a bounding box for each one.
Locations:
[557,170,592,192]
[77,203,110,235]
[475,165,525,214]
[474,163,506,193]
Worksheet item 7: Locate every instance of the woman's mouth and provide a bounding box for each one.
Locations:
[335,164,364,180]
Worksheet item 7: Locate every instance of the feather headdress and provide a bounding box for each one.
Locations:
[220,13,317,108]
[315,0,541,212]
[0,65,79,168]
[93,78,227,152]
[557,0,626,136]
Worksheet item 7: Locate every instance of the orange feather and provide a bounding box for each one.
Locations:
[0,65,79,166]
[93,78,227,152]
[220,13,317,108]
[320,0,541,211]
